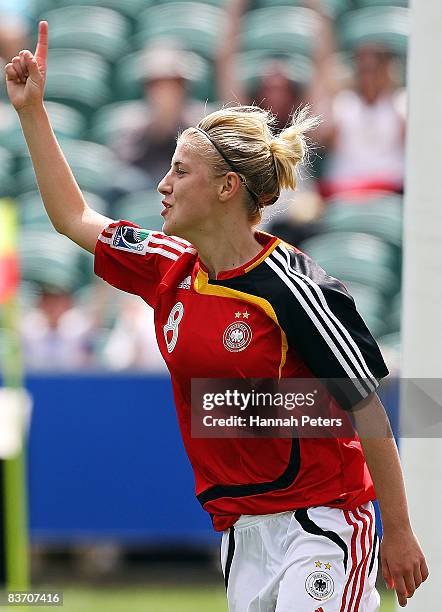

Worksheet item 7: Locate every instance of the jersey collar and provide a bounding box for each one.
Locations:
[196,231,280,281]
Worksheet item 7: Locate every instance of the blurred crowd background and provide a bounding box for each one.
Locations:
[0,2,408,608]
[0,0,407,377]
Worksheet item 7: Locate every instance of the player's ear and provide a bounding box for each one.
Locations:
[218,172,242,202]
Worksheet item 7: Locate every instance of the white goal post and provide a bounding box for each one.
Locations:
[399,0,442,608]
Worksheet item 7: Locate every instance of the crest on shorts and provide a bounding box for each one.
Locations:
[223,321,252,352]
[305,571,334,601]
[112,226,150,254]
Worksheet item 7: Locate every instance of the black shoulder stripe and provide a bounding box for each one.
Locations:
[269,245,378,389]
[208,243,388,408]
[264,262,372,402]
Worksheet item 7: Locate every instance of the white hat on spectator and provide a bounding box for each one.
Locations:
[140,43,197,83]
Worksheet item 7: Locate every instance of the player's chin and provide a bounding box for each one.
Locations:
[162,217,185,239]
[162,220,174,235]
[161,216,173,235]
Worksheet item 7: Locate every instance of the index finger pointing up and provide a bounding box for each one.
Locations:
[35,21,48,63]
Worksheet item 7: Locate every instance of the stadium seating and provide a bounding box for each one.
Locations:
[155,0,226,4]
[376,329,401,373]
[237,50,313,91]
[56,0,154,22]
[27,0,57,19]
[18,230,86,290]
[90,101,147,145]
[0,105,28,157]
[299,232,400,297]
[356,0,408,6]
[45,102,87,139]
[113,190,164,230]
[113,49,213,102]
[43,49,112,117]
[0,102,86,159]
[14,139,121,195]
[322,193,403,248]
[387,291,402,333]
[377,331,400,351]
[241,7,318,56]
[254,0,350,18]
[343,281,389,338]
[16,190,107,229]
[132,3,225,60]
[339,7,409,55]
[38,6,131,62]
[0,147,14,197]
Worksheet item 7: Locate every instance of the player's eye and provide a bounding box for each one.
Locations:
[175,168,186,175]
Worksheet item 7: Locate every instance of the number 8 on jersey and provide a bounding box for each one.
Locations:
[163,302,184,353]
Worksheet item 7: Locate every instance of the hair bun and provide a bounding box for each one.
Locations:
[269,107,320,192]
[181,104,319,224]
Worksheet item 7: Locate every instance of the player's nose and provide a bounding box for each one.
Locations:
[157,171,172,195]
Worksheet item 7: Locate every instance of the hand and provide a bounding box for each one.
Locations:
[380,526,429,607]
[4,21,48,112]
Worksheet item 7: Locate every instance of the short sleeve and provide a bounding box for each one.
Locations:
[267,245,389,409]
[94,220,191,307]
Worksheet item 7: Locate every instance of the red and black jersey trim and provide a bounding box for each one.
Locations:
[196,240,388,508]
[210,243,388,409]
[265,244,389,408]
[197,437,300,506]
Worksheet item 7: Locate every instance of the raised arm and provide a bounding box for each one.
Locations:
[216,0,250,104]
[4,21,112,254]
[305,0,338,146]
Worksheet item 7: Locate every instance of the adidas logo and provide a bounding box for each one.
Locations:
[177,275,191,290]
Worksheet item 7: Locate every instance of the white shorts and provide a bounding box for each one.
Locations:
[220,502,380,612]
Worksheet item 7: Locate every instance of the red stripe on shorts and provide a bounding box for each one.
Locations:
[353,506,375,611]
[340,510,359,612]
[346,510,368,611]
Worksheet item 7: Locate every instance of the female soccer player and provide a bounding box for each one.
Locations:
[5,22,428,611]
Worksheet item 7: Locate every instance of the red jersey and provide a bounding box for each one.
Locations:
[95,220,388,532]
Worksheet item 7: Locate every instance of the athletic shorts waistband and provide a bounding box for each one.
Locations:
[232,510,295,530]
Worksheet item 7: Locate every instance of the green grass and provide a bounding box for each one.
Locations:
[58,586,227,612]
[22,586,396,612]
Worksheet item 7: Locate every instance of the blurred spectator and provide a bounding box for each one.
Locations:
[253,61,306,133]
[309,0,406,196]
[102,295,167,372]
[21,285,95,370]
[218,0,321,242]
[0,1,29,20]
[111,44,205,186]
[0,12,29,107]
[0,13,29,66]
[217,0,306,132]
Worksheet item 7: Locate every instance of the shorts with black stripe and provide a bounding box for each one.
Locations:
[220,501,379,612]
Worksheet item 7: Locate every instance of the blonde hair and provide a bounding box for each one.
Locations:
[179,105,319,223]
